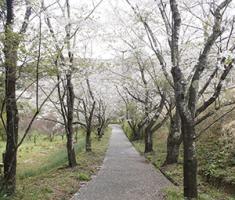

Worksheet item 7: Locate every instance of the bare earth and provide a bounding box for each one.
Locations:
[71,125,171,200]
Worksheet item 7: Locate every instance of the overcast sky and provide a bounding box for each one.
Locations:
[45,0,130,60]
[30,0,235,60]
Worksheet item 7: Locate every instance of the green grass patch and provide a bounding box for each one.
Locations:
[163,187,183,200]
[0,128,111,200]
[18,137,85,179]
[122,121,133,140]
[78,173,91,181]
[164,186,235,200]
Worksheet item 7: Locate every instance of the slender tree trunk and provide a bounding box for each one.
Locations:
[144,128,153,153]
[34,135,37,144]
[128,122,137,141]
[86,128,92,152]
[66,74,77,167]
[66,130,76,167]
[132,127,140,141]
[132,131,140,141]
[97,117,104,140]
[49,132,54,142]
[164,111,182,165]
[182,117,198,199]
[97,125,103,140]
[84,79,95,151]
[139,125,145,140]
[129,123,142,141]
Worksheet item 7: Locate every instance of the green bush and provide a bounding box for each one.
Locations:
[122,121,133,140]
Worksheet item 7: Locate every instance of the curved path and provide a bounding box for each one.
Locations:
[71,125,171,200]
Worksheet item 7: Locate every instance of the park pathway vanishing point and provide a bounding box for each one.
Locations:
[71,125,172,200]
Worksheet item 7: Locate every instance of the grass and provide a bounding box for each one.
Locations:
[122,122,235,200]
[163,186,235,200]
[78,173,91,181]
[18,137,85,179]
[0,128,111,200]
[0,135,71,178]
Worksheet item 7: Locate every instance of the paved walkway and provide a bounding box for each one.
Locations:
[72,125,171,200]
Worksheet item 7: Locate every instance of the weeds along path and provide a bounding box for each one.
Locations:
[72,124,171,200]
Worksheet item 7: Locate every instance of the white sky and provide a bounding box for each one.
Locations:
[17,0,235,61]
[40,0,130,59]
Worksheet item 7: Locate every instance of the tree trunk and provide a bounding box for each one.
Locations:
[97,126,103,140]
[34,135,37,144]
[97,118,104,140]
[86,128,92,152]
[3,134,18,195]
[3,46,18,193]
[66,130,77,167]
[49,132,54,142]
[164,111,182,165]
[66,74,77,167]
[3,3,19,193]
[182,117,198,199]
[130,124,142,141]
[132,129,140,141]
[144,128,153,153]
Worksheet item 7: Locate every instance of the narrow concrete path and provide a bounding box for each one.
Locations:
[72,125,171,200]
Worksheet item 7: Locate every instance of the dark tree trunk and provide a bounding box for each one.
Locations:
[132,131,140,141]
[66,130,77,167]
[97,117,105,140]
[86,128,92,152]
[34,135,37,144]
[85,105,95,152]
[97,126,103,140]
[164,111,182,165]
[171,66,198,199]
[144,128,153,153]
[66,74,77,167]
[132,127,141,141]
[49,132,54,142]
[182,117,198,199]
[3,0,19,194]
[138,127,144,140]
[128,122,142,141]
[84,80,96,152]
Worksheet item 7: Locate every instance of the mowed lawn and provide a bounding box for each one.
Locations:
[0,129,111,200]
